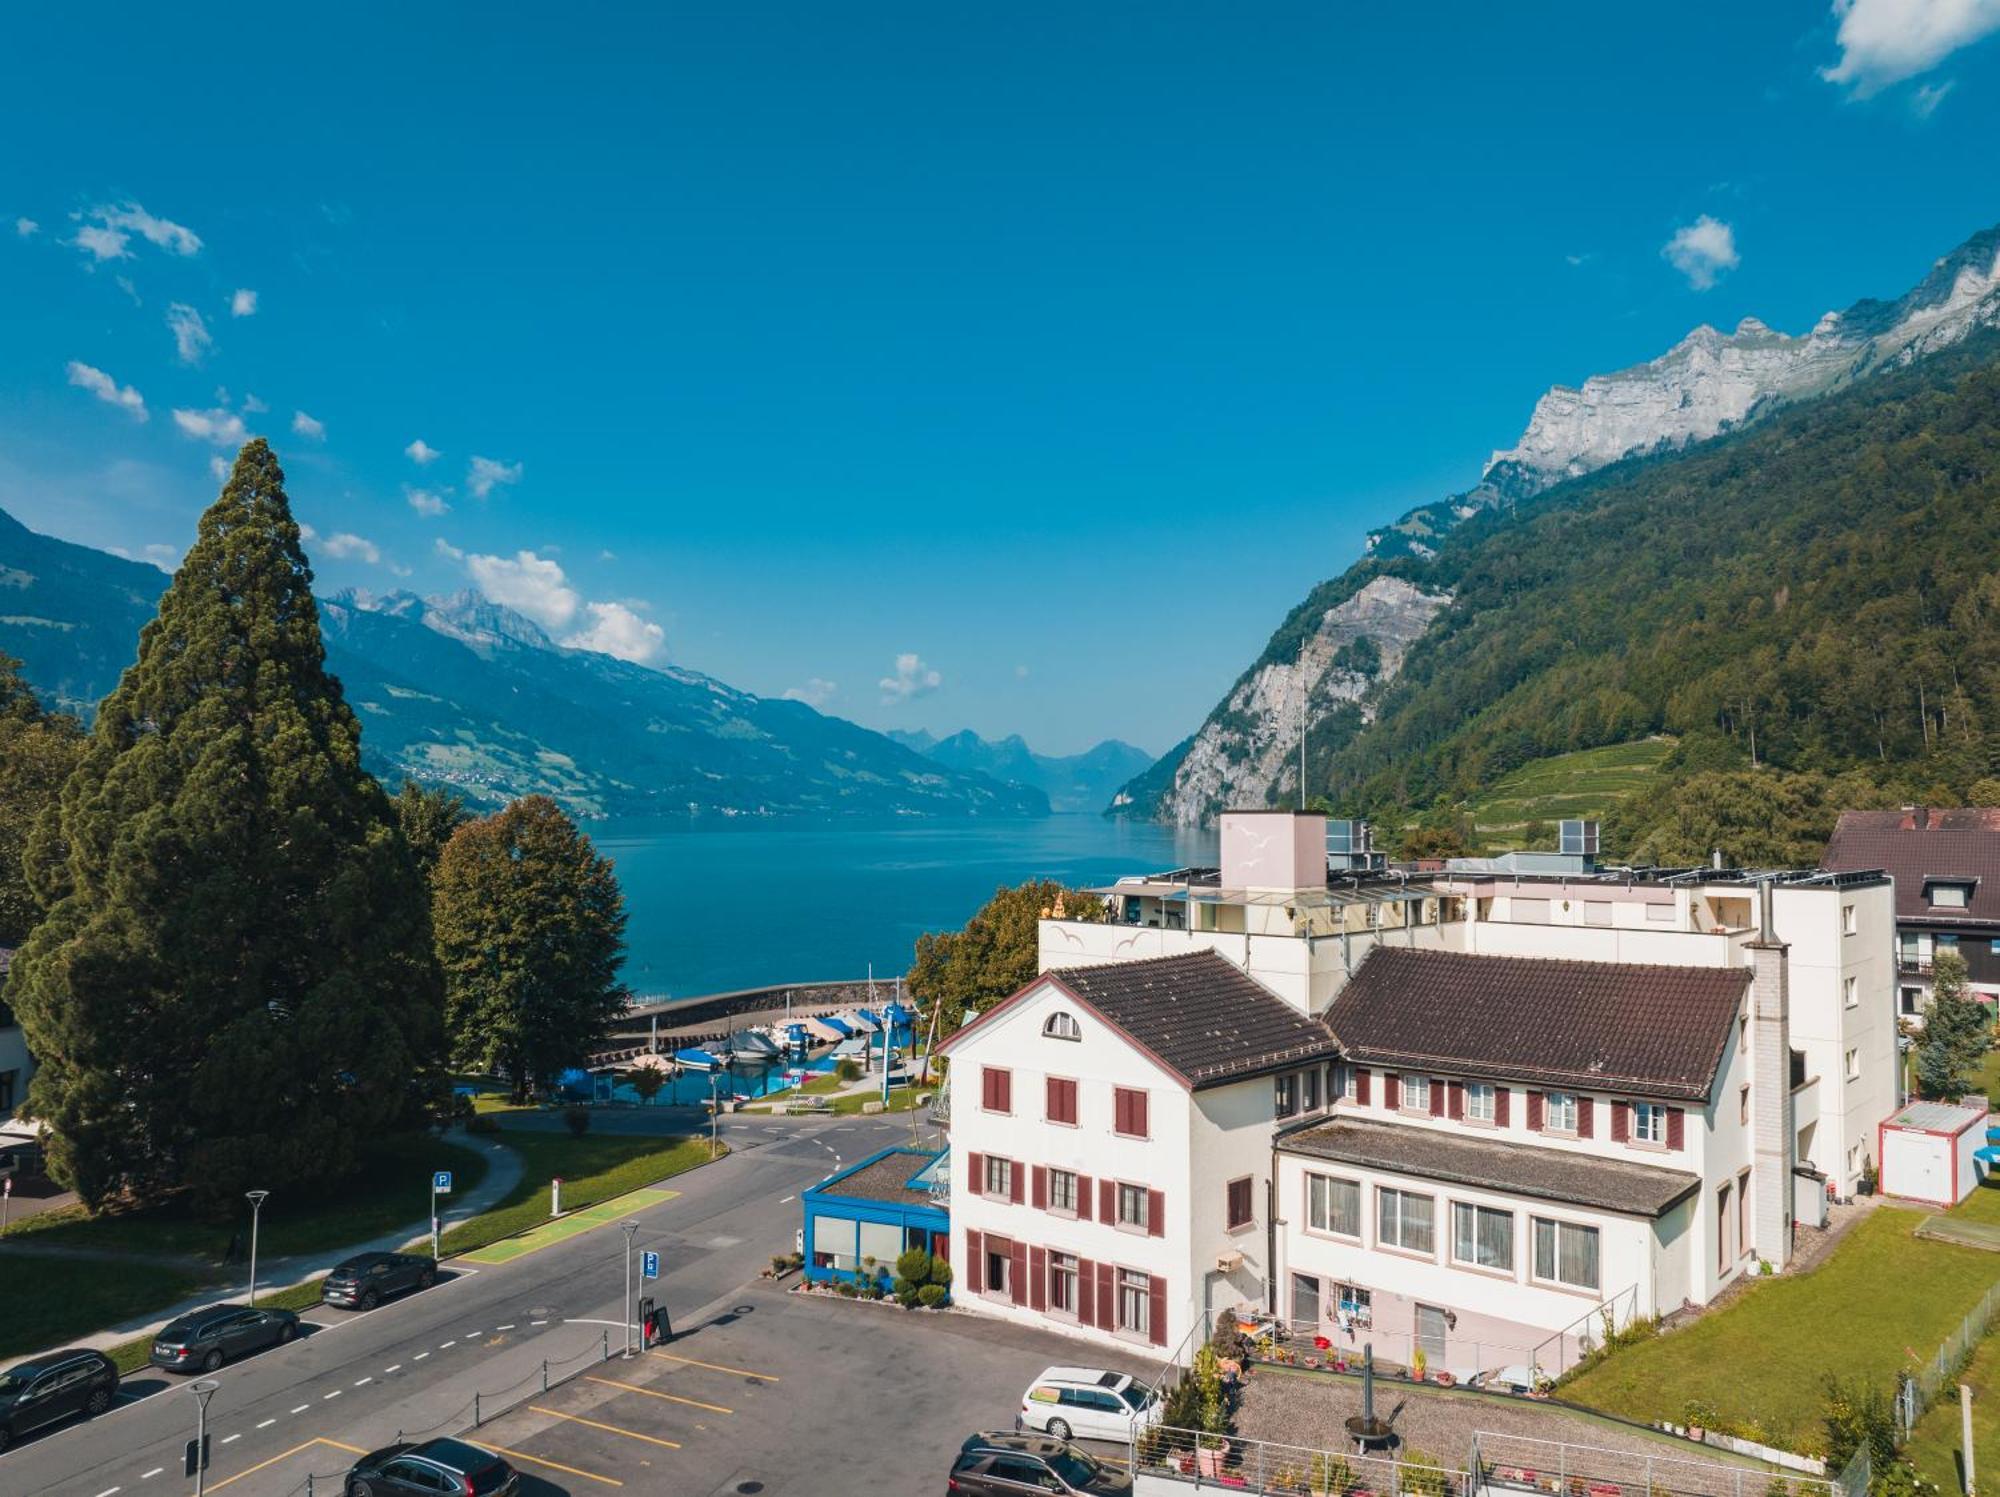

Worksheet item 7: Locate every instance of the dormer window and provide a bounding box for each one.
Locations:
[1926,880,1974,910]
[1043,1011,1082,1041]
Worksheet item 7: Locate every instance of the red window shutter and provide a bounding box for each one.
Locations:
[967,1151,984,1194]
[1667,1107,1686,1150]
[1112,1088,1128,1135]
[1442,1082,1458,1120]
[1148,1188,1166,1238]
[1131,1091,1150,1138]
[1010,1161,1025,1205]
[1148,1274,1168,1347]
[1100,1178,1116,1223]
[1046,1076,1060,1121]
[1385,1072,1400,1110]
[1611,1100,1630,1143]
[1030,1247,1047,1311]
[1078,1257,1095,1324]
[1032,1166,1048,1210]
[1356,1069,1371,1105]
[1527,1091,1544,1131]
[1578,1096,1595,1138]
[1076,1175,1093,1221]
[1096,1262,1115,1331]
[966,1230,984,1293]
[980,1067,994,1110]
[997,1069,1012,1113]
[1496,1088,1512,1128]
[1010,1240,1028,1306]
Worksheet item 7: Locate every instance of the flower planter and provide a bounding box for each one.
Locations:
[1198,1442,1232,1478]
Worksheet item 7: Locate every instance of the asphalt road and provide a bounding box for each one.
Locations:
[0,1114,920,1497]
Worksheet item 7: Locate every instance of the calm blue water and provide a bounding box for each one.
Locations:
[591,815,1214,999]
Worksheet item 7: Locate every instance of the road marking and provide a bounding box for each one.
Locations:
[414,1352,429,1360]
[531,1318,548,1326]
[778,1194,795,1203]
[465,1330,482,1338]
[441,1340,457,1348]
[497,1323,515,1330]
[91,1487,121,1496]
[140,1470,163,1480]
[207,1437,365,1494]
[384,1364,401,1374]
[221,1433,242,1445]
[649,1349,780,1382]
[586,1373,732,1414]
[529,1405,681,1449]
[291,1404,309,1414]
[323,1389,341,1400]
[354,1377,372,1386]
[256,1419,276,1429]
[474,1442,623,1487]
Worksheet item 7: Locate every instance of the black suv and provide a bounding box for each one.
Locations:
[150,1304,299,1373]
[323,1251,437,1310]
[0,1349,118,1452]
[949,1433,1133,1496]
[345,1437,519,1496]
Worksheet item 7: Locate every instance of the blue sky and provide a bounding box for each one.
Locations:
[4,3,1999,757]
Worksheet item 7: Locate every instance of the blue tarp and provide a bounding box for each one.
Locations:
[675,1047,724,1070]
[1975,1146,2000,1163]
[820,1017,854,1038]
[883,1002,915,1024]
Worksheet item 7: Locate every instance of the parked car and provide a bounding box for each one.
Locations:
[0,1349,118,1453]
[1016,1366,1162,1443]
[150,1304,299,1373]
[949,1432,1132,1496]
[322,1250,438,1310]
[344,1437,519,1496]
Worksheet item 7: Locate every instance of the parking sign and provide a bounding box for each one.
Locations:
[433,1170,453,1195]
[641,1250,660,1280]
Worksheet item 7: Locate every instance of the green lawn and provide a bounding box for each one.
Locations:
[439,1132,715,1258]
[0,1261,210,1363]
[1904,1334,2000,1496]
[1464,738,1675,850]
[1563,1209,1999,1453]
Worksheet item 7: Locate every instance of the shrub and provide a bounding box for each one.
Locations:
[928,1257,953,1288]
[895,1281,922,1307]
[896,1248,933,1284]
[835,1058,862,1083]
[563,1105,591,1138]
[916,1283,947,1308]
[1399,1450,1447,1497]
[1820,1375,1897,1471]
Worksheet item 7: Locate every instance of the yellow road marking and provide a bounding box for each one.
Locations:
[476,1441,626,1487]
[207,1437,366,1493]
[529,1404,683,1449]
[647,1349,779,1382]
[586,1373,732,1414]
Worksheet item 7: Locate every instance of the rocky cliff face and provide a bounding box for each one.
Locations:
[1119,221,2000,825]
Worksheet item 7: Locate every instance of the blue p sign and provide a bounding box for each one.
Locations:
[641,1250,660,1280]
[433,1171,453,1194]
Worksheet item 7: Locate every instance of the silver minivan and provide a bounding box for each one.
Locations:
[1017,1367,1162,1443]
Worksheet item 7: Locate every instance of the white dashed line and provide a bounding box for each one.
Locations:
[779,1194,795,1203]
[291,1404,309,1414]
[257,1419,276,1429]
[441,1340,457,1349]
[414,1352,430,1361]
[323,1390,341,1400]
[221,1434,242,1445]
[384,1364,402,1374]
[92,1487,122,1496]
[141,1470,164,1481]
[354,1377,373,1386]
[531,1319,547,1326]
[496,1323,515,1330]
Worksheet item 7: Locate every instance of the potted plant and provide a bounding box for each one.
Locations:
[1410,1346,1428,1383]
[1197,1433,1232,1478]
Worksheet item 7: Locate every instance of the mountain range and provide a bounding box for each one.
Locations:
[0,507,1047,820]
[887,728,1152,814]
[1115,220,2000,826]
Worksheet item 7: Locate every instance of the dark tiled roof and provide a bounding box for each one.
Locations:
[811,1148,944,1207]
[1822,809,2000,928]
[1326,948,1746,1103]
[1279,1116,1700,1218]
[1050,952,1342,1089]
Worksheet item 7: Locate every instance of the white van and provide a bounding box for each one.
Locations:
[1017,1366,1162,1444]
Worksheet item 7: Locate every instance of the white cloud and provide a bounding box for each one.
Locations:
[433,537,465,563]
[405,438,441,465]
[464,548,579,629]
[143,543,180,571]
[171,406,248,445]
[784,678,839,708]
[113,274,141,305]
[241,393,268,414]
[71,223,130,261]
[1661,216,1739,290]
[291,410,326,441]
[14,217,37,238]
[467,455,522,499]
[878,652,942,704]
[166,303,212,363]
[209,455,229,481]
[1822,0,2000,96]
[1913,78,1957,114]
[70,201,202,262]
[231,288,258,317]
[563,601,666,665]
[65,360,148,421]
[406,486,450,517]
[317,531,382,564]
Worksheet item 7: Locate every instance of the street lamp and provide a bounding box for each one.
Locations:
[621,1219,640,1358]
[190,1378,219,1497]
[244,1190,269,1308]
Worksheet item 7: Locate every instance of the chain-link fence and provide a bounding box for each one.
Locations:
[1897,1280,2000,1442]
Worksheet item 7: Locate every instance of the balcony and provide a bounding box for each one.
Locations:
[1899,960,1935,978]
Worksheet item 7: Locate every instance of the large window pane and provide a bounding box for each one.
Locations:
[1308,1174,1360,1237]
[1532,1217,1599,1291]
[1379,1188,1434,1254]
[1452,1202,1513,1270]
[858,1220,902,1264]
[811,1215,857,1268]
[1291,1272,1320,1327]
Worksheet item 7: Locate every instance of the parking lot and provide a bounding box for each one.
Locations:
[466,1279,1162,1495]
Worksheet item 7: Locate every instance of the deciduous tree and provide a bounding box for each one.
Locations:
[396,780,470,883]
[908,879,1103,1037]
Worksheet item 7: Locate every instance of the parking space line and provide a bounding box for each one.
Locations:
[648,1349,780,1382]
[528,1405,682,1449]
[585,1374,732,1414]
[206,1437,365,1494]
[475,1442,624,1487]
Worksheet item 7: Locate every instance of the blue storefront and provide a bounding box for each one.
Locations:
[802,1146,950,1288]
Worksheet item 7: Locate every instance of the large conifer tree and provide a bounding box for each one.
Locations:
[9,440,444,1209]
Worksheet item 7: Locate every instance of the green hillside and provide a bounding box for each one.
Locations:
[1462,738,1674,850]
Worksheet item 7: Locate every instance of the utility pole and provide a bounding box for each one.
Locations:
[1963,1382,1977,1497]
[244,1190,269,1308]
[621,1220,640,1357]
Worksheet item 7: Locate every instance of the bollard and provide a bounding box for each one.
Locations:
[542,1359,549,1393]
[602,1329,610,1361]
[475,1391,482,1427]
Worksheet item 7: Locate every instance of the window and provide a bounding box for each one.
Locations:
[1845,1047,1860,1081]
[1290,1272,1321,1328]
[1307,1173,1361,1238]
[1402,1075,1431,1113]
[1842,903,1858,934]
[1465,1083,1496,1123]
[1584,900,1613,927]
[1632,1102,1666,1145]
[1113,1087,1149,1139]
[1513,898,1551,923]
[1117,1268,1151,1338]
[1274,1073,1300,1118]
[1992,940,2000,958]
[1333,1063,1357,1102]
[1740,1085,1751,1125]
[1049,1168,1078,1214]
[1043,1011,1082,1040]
[1929,883,1971,910]
[1844,976,1858,1009]
[1545,1091,1578,1133]
[1045,1076,1078,1125]
[1116,1183,1149,1231]
[1646,902,1676,923]
[1226,1177,1255,1231]
[981,1066,1012,1114]
[985,1240,1013,1297]
[1532,1217,1600,1291]
[1451,1202,1514,1271]
[1902,987,1924,1015]
[1333,1282,1373,1327]
[1377,1188,1436,1255]
[1302,1067,1321,1112]
[984,1156,1014,1198]
[1048,1251,1078,1314]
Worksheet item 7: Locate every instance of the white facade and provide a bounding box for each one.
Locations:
[1878,1101,1991,1207]
[0,1021,28,1120]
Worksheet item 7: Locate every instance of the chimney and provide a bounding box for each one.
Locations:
[1747,879,1794,1270]
[1915,806,1930,832]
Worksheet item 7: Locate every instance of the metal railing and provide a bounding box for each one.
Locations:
[1135,1422,1467,1496]
[1531,1285,1641,1382]
[1243,1312,1551,1388]
[1471,1431,1834,1497]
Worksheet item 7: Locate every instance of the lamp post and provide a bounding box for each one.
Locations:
[244,1190,269,1308]
[621,1219,640,1358]
[190,1377,219,1497]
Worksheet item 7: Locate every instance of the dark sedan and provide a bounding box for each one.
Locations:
[149,1304,299,1374]
[322,1250,437,1310]
[344,1437,518,1496]
[0,1349,118,1452]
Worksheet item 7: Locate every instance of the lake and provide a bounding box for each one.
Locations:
[592,815,1215,999]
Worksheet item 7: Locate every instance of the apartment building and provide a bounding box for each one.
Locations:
[935,950,1340,1356]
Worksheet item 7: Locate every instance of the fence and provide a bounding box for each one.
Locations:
[1470,1431,1836,1497]
[1135,1422,1469,1496]
[1531,1287,1643,1382]
[1896,1279,2000,1441]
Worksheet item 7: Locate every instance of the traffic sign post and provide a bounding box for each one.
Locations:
[184,1435,209,1478]
[430,1170,452,1261]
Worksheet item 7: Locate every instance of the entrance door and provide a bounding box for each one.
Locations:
[1290,1272,1321,1330]
[1414,1304,1449,1368]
